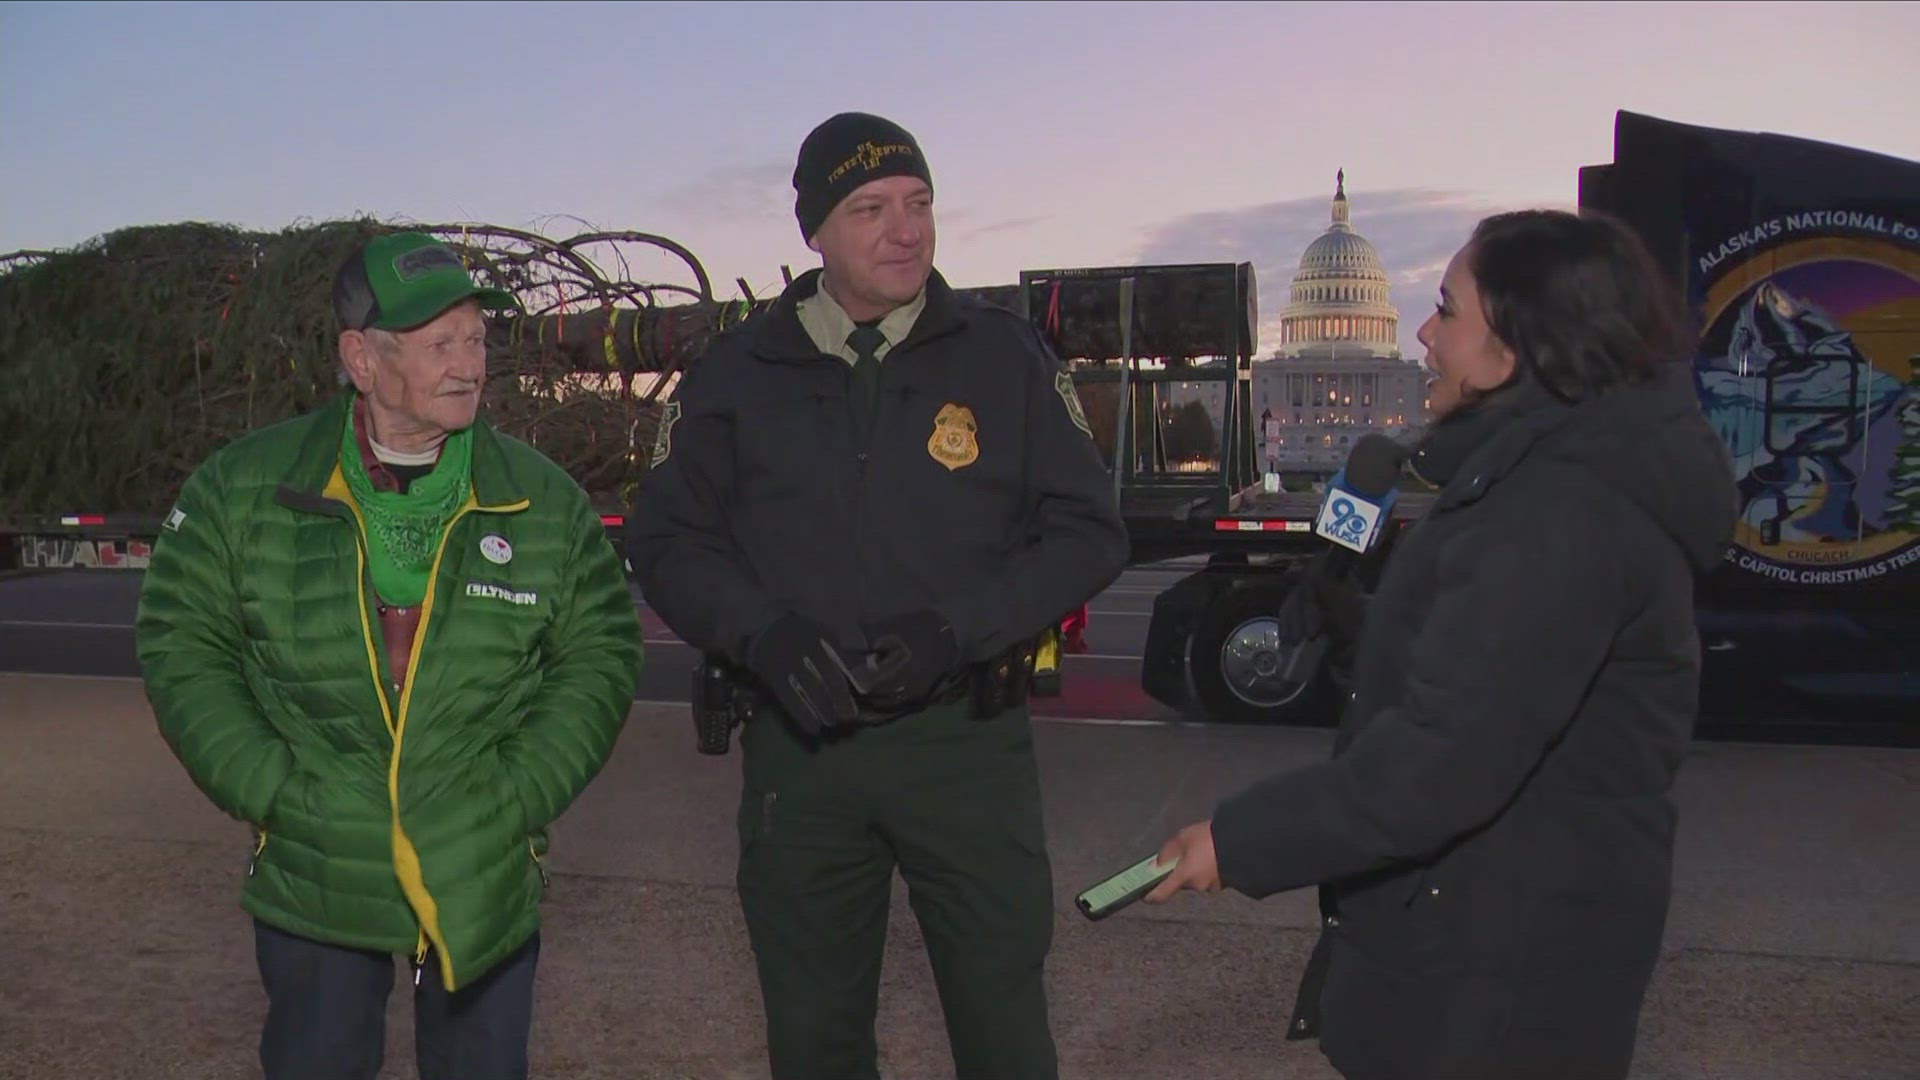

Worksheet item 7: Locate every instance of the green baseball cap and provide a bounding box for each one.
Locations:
[333,231,519,331]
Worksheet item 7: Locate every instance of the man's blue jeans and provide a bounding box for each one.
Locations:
[253,919,539,1080]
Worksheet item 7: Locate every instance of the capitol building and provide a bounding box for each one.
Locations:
[1255,171,1428,472]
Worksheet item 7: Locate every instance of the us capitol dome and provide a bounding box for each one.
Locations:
[1252,170,1428,472]
[1278,169,1400,357]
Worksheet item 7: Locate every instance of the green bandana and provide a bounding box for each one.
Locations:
[340,408,473,606]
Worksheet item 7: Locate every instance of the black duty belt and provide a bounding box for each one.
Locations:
[854,640,1037,726]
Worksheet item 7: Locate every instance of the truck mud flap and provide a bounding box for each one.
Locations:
[1140,569,1225,710]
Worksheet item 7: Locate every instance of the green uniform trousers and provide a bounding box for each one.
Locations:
[735,697,1058,1080]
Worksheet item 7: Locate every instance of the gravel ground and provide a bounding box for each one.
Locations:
[3,674,1915,1079]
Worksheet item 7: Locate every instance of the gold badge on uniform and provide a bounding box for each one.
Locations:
[1055,370,1093,438]
[928,403,979,471]
[650,401,682,467]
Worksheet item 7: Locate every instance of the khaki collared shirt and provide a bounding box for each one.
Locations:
[796,275,927,365]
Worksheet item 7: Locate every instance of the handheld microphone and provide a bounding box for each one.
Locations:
[1279,435,1408,648]
[1313,434,1407,555]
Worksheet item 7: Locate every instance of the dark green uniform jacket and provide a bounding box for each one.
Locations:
[136,394,643,990]
[629,268,1127,665]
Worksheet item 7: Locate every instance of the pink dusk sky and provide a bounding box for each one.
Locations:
[3,1,1916,357]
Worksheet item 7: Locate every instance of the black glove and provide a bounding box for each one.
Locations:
[1311,567,1367,643]
[1273,577,1324,645]
[746,613,860,736]
[860,610,960,709]
[1275,553,1367,645]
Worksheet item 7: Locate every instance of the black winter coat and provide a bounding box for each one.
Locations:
[627,269,1127,667]
[1210,365,1737,1080]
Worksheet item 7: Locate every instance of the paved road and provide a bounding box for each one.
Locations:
[2,565,1917,1075]
[4,565,1916,744]
[0,564,1196,723]
[2,673,1916,1078]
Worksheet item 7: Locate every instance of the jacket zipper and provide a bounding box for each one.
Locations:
[248,829,267,877]
[325,464,529,992]
[529,838,550,893]
[851,363,878,619]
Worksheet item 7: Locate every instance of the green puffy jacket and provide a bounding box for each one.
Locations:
[136,394,643,989]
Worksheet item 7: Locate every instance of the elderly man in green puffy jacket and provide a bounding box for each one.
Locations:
[136,231,644,1080]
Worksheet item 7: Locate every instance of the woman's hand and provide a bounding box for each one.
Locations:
[1144,819,1223,902]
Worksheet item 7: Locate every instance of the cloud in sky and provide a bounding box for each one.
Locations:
[656,161,793,225]
[1135,187,1521,359]
[958,215,1049,242]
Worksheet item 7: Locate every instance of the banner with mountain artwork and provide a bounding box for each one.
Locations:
[1693,220,1920,586]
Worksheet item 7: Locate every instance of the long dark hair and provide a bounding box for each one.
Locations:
[1468,210,1691,402]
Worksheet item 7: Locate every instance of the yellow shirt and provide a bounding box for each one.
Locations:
[796,275,927,365]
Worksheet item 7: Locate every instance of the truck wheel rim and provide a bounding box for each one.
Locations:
[1219,616,1311,708]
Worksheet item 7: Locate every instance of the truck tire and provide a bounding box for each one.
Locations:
[1188,578,1328,725]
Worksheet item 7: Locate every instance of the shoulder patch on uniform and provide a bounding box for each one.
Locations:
[1054,370,1093,438]
[650,401,682,467]
[163,506,186,532]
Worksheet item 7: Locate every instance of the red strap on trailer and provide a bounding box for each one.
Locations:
[1213,519,1310,532]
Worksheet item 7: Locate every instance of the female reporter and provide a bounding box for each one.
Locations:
[1147,210,1737,1080]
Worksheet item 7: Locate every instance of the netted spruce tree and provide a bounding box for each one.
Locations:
[1,222,1238,520]
[0,218,734,517]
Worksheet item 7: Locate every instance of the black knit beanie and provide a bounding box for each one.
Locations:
[792,112,933,240]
